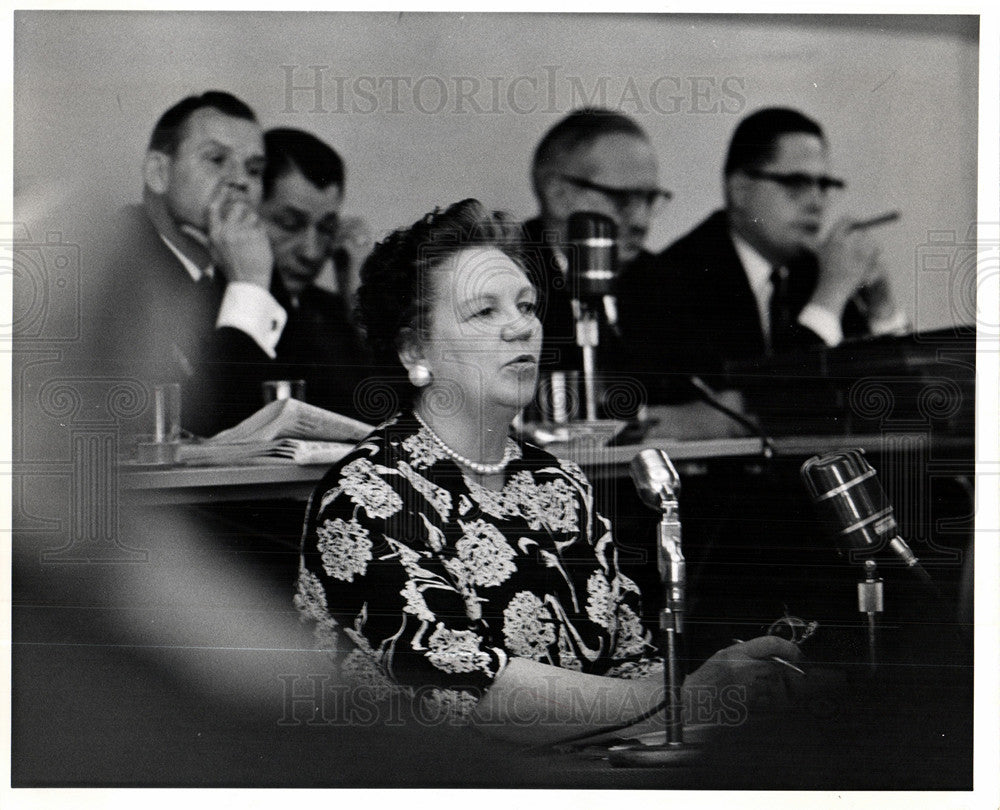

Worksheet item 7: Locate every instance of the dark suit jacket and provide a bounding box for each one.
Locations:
[270,278,372,422]
[97,205,277,436]
[520,217,657,419]
[520,218,584,373]
[616,210,867,403]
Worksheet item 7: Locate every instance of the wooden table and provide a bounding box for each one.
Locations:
[119,433,944,505]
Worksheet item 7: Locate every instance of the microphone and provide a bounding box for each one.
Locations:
[629,448,687,752]
[631,447,681,511]
[566,211,618,303]
[630,449,685,631]
[566,212,619,422]
[800,448,931,584]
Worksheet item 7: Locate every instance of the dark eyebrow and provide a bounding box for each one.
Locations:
[199,139,230,151]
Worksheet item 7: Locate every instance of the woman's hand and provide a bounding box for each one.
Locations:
[683,635,805,723]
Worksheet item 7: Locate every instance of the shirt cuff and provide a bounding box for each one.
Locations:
[216,282,287,357]
[797,303,843,347]
[869,309,911,337]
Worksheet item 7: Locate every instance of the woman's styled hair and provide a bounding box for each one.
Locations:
[354,198,528,411]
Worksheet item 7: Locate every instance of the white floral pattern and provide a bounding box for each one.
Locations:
[293,566,340,653]
[420,688,481,722]
[522,478,579,533]
[502,591,557,660]
[340,648,400,698]
[401,428,448,469]
[297,412,655,719]
[453,519,517,587]
[316,517,373,582]
[400,579,436,623]
[605,658,662,680]
[467,470,578,534]
[611,603,649,659]
[426,623,494,674]
[340,458,404,518]
[457,494,474,516]
[585,570,613,626]
[557,626,582,671]
[397,461,452,522]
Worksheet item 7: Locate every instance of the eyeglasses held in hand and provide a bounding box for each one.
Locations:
[742,168,847,197]
[558,174,673,211]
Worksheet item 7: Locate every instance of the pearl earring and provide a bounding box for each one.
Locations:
[409,364,432,387]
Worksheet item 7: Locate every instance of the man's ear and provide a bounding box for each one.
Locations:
[725,172,749,211]
[396,327,427,374]
[538,172,572,221]
[142,151,171,195]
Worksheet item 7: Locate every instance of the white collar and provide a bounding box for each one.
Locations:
[159,233,213,282]
[729,228,774,294]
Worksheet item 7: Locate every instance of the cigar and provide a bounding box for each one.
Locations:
[849,211,901,231]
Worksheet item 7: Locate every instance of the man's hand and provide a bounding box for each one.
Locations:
[854,253,900,323]
[810,217,883,317]
[207,192,273,289]
[331,215,373,299]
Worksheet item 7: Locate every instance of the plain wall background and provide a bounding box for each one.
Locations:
[14,11,979,332]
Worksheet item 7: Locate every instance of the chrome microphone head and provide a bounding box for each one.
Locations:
[800,448,897,555]
[800,448,925,573]
[630,448,681,511]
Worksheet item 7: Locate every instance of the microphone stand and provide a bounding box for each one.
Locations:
[655,481,686,748]
[610,451,698,766]
[857,559,883,675]
[575,300,600,422]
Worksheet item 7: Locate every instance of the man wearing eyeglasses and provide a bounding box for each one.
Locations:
[619,106,908,402]
[524,108,670,376]
[260,128,371,420]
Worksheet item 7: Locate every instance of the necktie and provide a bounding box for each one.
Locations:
[768,265,792,353]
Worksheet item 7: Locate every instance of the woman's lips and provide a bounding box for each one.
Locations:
[504,355,538,371]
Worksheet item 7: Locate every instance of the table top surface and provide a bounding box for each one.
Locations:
[118,432,973,501]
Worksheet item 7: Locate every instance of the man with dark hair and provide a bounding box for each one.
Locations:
[525,108,670,374]
[260,127,370,420]
[618,106,908,402]
[100,91,286,435]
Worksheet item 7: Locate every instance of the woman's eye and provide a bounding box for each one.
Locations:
[518,301,538,315]
[472,306,494,319]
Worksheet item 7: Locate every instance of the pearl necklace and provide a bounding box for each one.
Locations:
[413,410,515,475]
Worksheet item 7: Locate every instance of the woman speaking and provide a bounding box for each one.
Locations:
[294,199,799,746]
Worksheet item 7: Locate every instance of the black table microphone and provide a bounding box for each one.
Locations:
[565,212,618,421]
[566,211,617,303]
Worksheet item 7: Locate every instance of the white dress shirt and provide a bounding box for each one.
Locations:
[159,234,286,357]
[730,231,907,348]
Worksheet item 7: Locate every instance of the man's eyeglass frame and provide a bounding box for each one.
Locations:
[741,168,847,197]
[557,174,673,211]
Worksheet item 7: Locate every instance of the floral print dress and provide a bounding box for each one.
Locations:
[295,412,657,720]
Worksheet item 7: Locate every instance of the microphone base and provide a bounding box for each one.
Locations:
[607,742,702,768]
